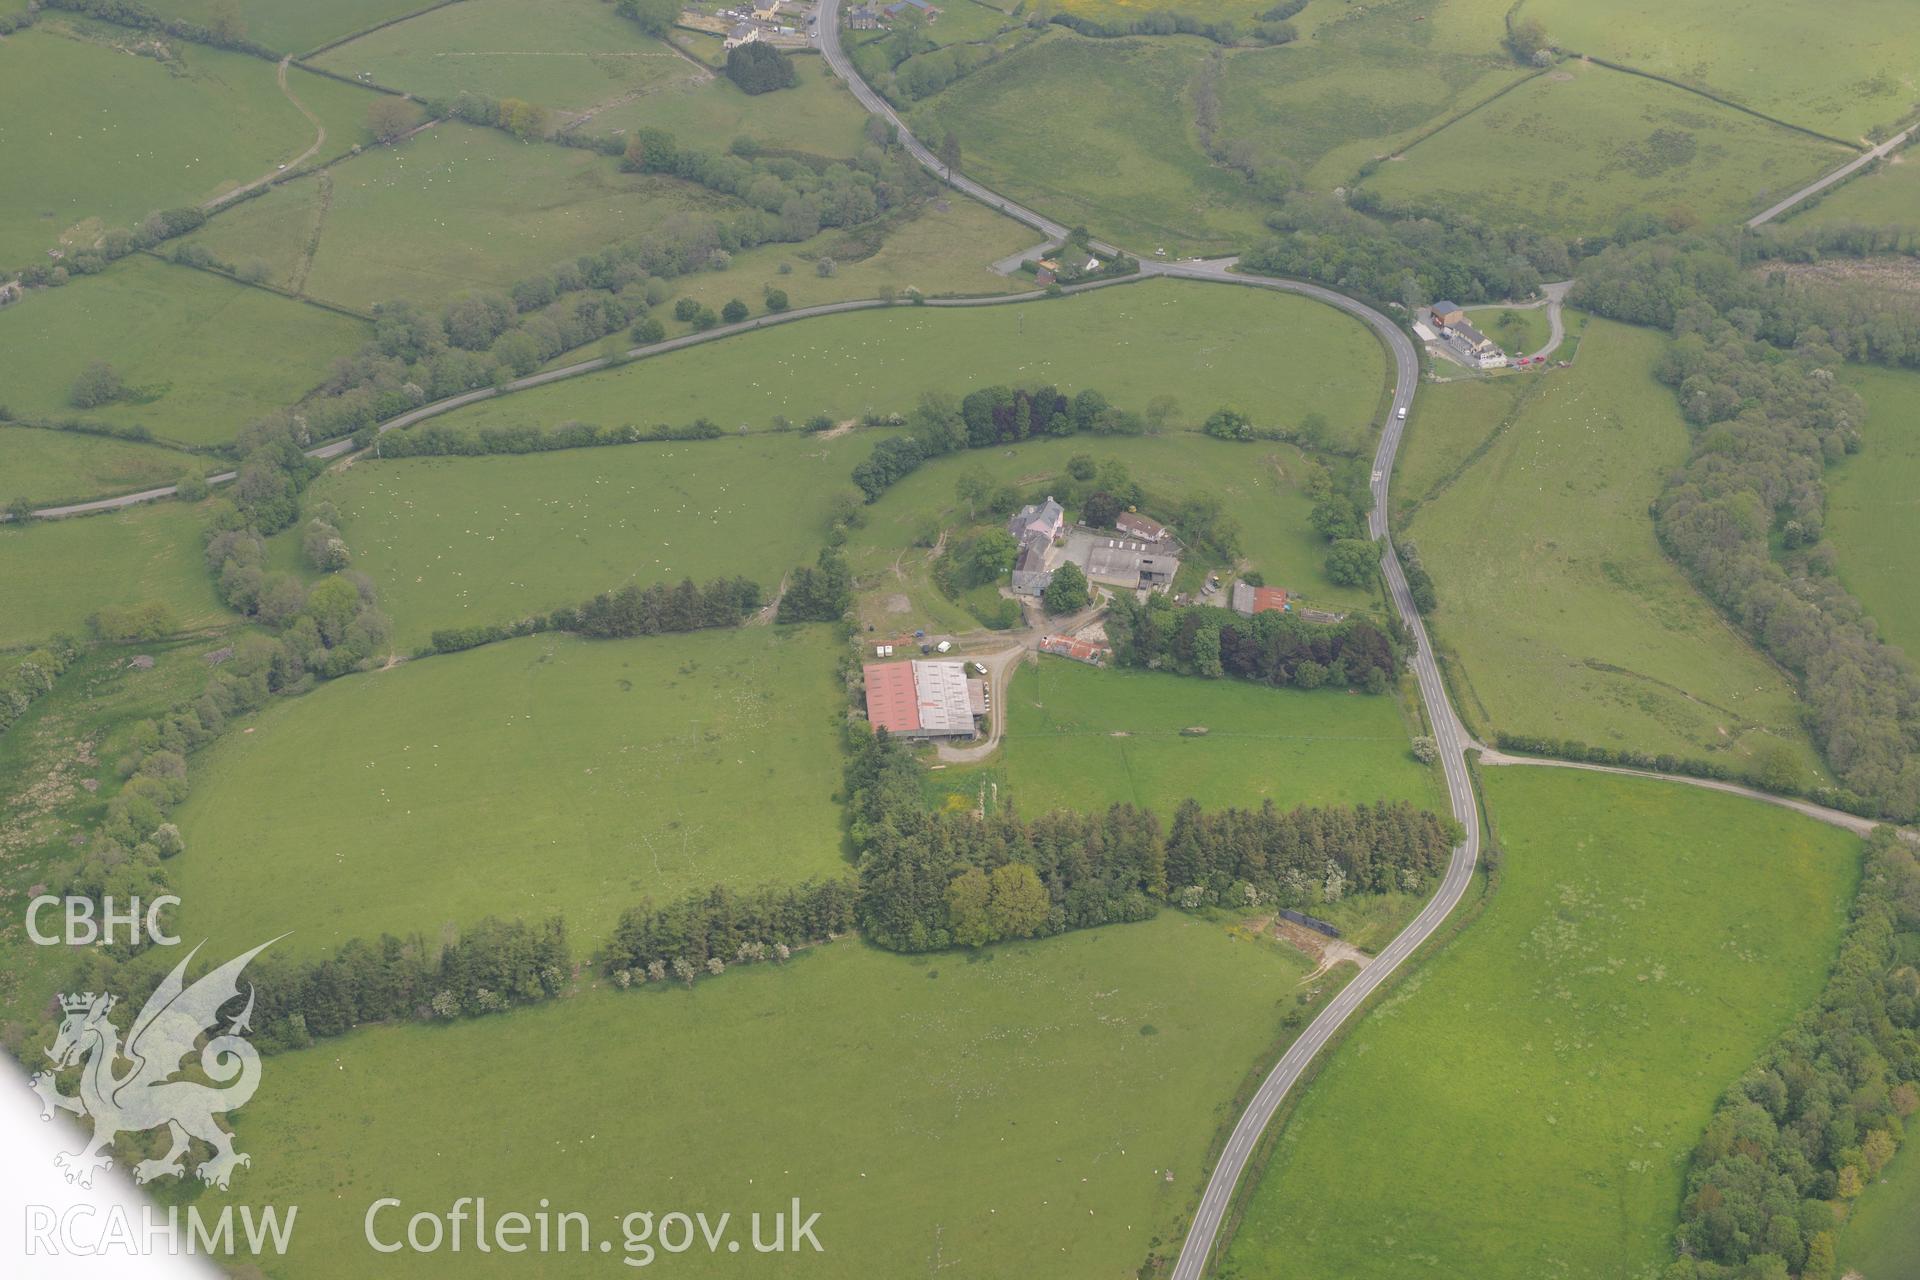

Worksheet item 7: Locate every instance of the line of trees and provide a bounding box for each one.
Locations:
[364,416,730,458]
[428,575,764,654]
[1107,593,1403,694]
[852,385,1155,501]
[1671,826,1920,1279]
[603,880,858,981]
[1572,234,1920,820]
[847,730,1458,951]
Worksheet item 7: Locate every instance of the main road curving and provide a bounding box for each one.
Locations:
[25,27,1487,1277]
[808,11,1483,1278]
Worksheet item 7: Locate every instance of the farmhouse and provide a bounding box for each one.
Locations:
[862,659,981,739]
[1231,582,1291,616]
[1430,301,1465,327]
[1445,318,1508,369]
[724,21,760,47]
[1115,511,1169,543]
[1007,495,1065,542]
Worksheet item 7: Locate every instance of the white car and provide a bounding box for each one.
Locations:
[1396,407,1408,420]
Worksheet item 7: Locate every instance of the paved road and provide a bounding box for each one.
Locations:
[1748,128,1913,227]
[806,15,1487,1275]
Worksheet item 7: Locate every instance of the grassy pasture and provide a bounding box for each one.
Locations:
[0,23,372,267]
[909,32,1269,253]
[129,0,435,55]
[590,53,870,158]
[183,122,743,309]
[232,913,1320,1278]
[291,430,878,650]
[169,628,847,957]
[1405,318,1822,769]
[313,0,688,113]
[1218,766,1861,1280]
[0,428,202,506]
[846,431,1389,639]
[1790,152,1920,231]
[976,658,1442,814]
[658,195,1040,316]
[1826,365,1920,664]
[0,256,369,447]
[0,502,225,647]
[426,280,1387,447]
[1360,61,1847,236]
[1466,303,1552,357]
[1839,1128,1920,1279]
[1216,0,1526,191]
[1520,0,1919,140]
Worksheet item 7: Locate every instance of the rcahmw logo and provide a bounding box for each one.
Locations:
[33,938,278,1191]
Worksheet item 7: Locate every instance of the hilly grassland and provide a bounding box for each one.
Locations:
[1219,766,1861,1280]
[1360,61,1847,235]
[0,428,205,507]
[1826,365,1920,664]
[168,628,848,958]
[233,912,1322,1278]
[0,255,370,445]
[0,499,225,646]
[1404,318,1823,773]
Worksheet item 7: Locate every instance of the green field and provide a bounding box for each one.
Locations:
[0,255,370,446]
[1789,152,1920,230]
[169,628,848,956]
[131,0,436,56]
[230,912,1320,1277]
[1839,1125,1920,1280]
[659,195,1039,316]
[1361,61,1847,235]
[847,431,1389,639]
[182,121,743,309]
[290,431,878,650]
[910,32,1269,253]
[1218,766,1861,1280]
[315,0,690,112]
[978,658,1442,814]
[591,54,871,158]
[1520,0,1919,140]
[1827,365,1920,664]
[1216,0,1527,191]
[0,502,226,647]
[1465,303,1553,358]
[425,280,1386,446]
[0,428,204,506]
[0,22,376,266]
[1405,318,1822,770]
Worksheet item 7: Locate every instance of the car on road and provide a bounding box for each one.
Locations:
[1396,407,1408,420]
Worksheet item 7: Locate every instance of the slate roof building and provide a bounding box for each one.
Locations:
[1007,496,1065,543]
[1011,532,1055,597]
[1115,511,1169,542]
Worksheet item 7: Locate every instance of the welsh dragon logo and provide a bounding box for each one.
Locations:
[30,939,277,1191]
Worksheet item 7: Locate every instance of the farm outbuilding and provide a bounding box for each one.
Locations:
[862,659,979,739]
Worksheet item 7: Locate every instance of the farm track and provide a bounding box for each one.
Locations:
[14,12,1911,1276]
[204,57,326,212]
